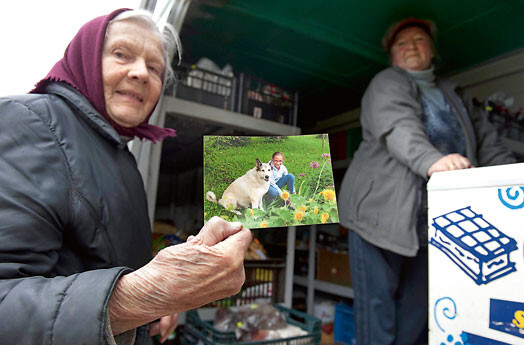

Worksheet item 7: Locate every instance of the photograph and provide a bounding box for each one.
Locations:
[203,134,339,229]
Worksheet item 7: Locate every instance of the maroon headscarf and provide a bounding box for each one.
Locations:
[31,8,176,143]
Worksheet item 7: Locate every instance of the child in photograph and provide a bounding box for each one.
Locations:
[266,151,295,209]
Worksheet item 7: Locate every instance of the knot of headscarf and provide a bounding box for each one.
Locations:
[31,8,176,143]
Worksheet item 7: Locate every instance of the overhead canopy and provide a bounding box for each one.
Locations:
[176,0,524,129]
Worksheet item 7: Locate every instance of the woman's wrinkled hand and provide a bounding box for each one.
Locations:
[427,153,472,177]
[108,216,252,335]
[137,216,252,312]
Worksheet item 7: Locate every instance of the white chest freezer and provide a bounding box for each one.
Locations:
[427,162,524,345]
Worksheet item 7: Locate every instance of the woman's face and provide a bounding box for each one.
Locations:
[102,19,164,128]
[273,154,283,169]
[390,26,434,71]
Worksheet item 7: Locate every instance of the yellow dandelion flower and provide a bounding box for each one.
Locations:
[309,198,314,202]
[281,191,290,201]
[299,206,307,212]
[322,189,336,201]
[260,222,268,228]
[295,211,304,221]
[314,207,319,214]
[249,209,254,216]
[321,213,330,223]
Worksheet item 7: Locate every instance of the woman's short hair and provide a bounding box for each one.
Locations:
[381,18,437,54]
[108,9,182,87]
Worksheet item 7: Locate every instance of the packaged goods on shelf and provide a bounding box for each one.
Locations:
[208,259,285,308]
[167,58,236,111]
[238,73,297,125]
[245,238,268,260]
[485,99,524,143]
[313,301,335,345]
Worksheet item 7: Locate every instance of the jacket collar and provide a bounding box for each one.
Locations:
[45,82,126,149]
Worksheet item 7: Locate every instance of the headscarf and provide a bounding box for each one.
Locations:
[31,8,176,143]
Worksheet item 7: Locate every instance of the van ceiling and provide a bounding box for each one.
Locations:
[177,0,524,129]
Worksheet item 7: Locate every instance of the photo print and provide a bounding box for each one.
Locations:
[203,134,339,229]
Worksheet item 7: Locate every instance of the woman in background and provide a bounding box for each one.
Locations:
[338,18,515,345]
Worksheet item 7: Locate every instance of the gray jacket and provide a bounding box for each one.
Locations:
[0,83,152,344]
[338,67,515,256]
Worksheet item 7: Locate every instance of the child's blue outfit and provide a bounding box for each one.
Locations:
[267,162,295,197]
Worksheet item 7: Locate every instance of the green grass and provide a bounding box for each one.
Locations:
[203,135,339,229]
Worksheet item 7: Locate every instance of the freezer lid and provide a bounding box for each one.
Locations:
[427,162,524,191]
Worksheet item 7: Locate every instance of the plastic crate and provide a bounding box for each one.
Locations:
[334,303,356,345]
[166,63,236,111]
[209,260,285,308]
[237,73,297,125]
[183,304,321,345]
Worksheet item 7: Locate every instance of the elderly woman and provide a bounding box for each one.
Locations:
[0,8,251,345]
[338,18,515,345]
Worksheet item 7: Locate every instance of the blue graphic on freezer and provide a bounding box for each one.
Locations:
[489,299,524,339]
[430,207,517,285]
[497,187,524,210]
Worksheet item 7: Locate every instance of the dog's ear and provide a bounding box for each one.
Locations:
[256,158,262,170]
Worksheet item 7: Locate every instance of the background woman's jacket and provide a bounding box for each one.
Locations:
[0,82,153,344]
[338,67,516,256]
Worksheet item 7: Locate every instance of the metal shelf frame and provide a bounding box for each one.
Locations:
[293,225,353,315]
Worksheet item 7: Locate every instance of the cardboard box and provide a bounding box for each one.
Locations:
[427,163,524,345]
[316,248,352,287]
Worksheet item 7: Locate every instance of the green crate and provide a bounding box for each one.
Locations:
[183,304,321,345]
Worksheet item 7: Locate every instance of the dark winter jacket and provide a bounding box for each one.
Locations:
[0,82,153,344]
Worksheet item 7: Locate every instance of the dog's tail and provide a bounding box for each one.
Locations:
[206,191,218,203]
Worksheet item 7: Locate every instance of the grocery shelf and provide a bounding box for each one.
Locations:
[293,225,353,315]
[294,275,354,299]
[164,96,301,135]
